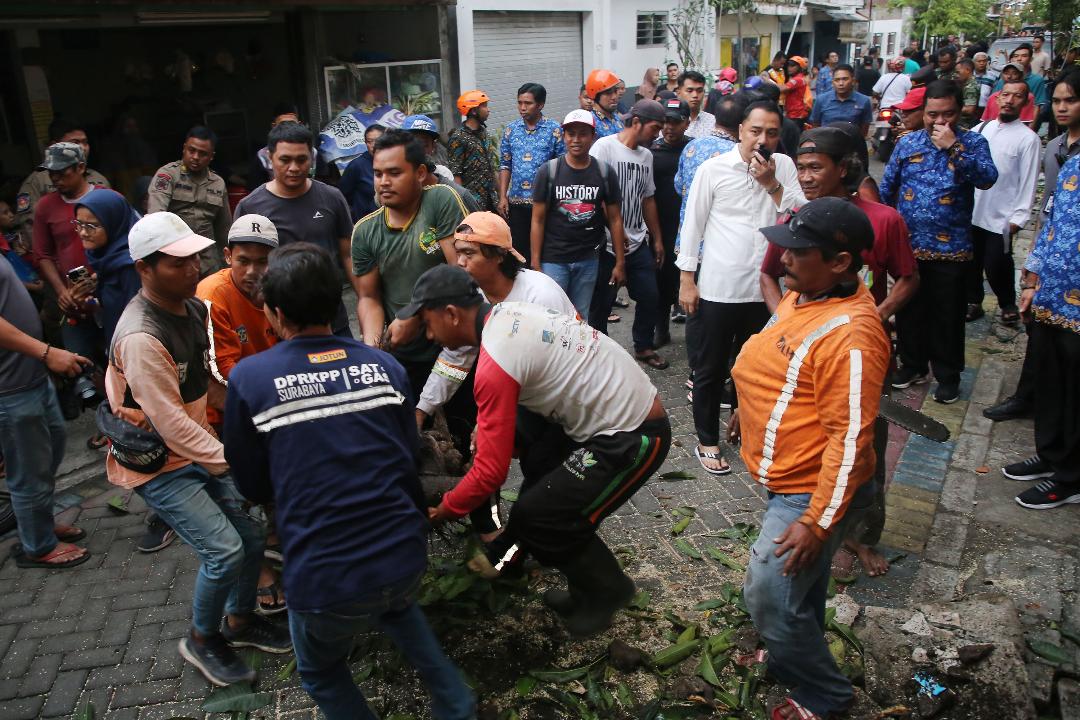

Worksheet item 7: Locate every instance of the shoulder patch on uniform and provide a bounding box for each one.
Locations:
[154,173,172,192]
[15,193,30,214]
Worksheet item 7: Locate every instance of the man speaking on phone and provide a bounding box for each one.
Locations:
[676,99,805,476]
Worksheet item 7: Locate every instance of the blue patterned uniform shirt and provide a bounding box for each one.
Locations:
[879,128,998,261]
[673,133,736,253]
[1025,153,1080,335]
[499,117,565,202]
[592,110,624,139]
[815,64,834,97]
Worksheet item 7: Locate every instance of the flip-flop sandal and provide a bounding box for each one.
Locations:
[965,304,985,322]
[694,446,731,475]
[256,582,288,615]
[635,351,669,369]
[771,698,822,720]
[86,433,108,451]
[14,542,90,569]
[1001,309,1020,326]
[54,525,86,542]
[607,313,621,323]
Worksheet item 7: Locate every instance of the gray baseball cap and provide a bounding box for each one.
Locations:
[40,142,85,171]
[228,214,279,247]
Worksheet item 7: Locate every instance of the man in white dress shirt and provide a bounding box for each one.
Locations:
[677,100,806,475]
[968,80,1042,326]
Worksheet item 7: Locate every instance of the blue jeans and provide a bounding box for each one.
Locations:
[135,465,264,634]
[0,379,67,557]
[743,486,871,716]
[289,573,475,720]
[541,257,599,319]
[589,244,660,352]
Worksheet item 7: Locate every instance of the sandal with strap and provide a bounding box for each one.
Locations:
[965,304,985,322]
[634,350,669,370]
[694,446,731,475]
[771,698,823,720]
[14,542,90,569]
[1001,308,1020,326]
[54,525,86,542]
[256,582,288,615]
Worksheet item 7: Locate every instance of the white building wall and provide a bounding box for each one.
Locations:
[867,18,905,56]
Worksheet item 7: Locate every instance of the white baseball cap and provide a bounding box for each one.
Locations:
[562,109,596,129]
[128,212,214,262]
[228,214,279,248]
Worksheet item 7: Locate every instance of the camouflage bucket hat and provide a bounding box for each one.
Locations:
[40,142,86,171]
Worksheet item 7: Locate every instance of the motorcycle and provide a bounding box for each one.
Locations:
[871,106,899,163]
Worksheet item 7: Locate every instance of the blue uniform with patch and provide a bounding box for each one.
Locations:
[499,117,565,202]
[879,128,998,261]
[223,335,428,613]
[592,110,624,139]
[1026,153,1080,334]
[673,133,736,254]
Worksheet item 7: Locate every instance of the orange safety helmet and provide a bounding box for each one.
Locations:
[585,69,621,100]
[788,55,808,70]
[456,90,490,117]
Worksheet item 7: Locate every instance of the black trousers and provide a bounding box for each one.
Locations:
[508,204,533,268]
[686,299,770,446]
[967,226,1017,311]
[896,259,967,386]
[489,413,672,567]
[1012,331,1037,404]
[1031,322,1080,484]
[654,234,680,337]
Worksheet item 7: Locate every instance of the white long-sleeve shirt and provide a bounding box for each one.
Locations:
[676,147,804,303]
[971,118,1042,234]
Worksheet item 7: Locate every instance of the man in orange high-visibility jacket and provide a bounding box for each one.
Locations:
[729,197,889,720]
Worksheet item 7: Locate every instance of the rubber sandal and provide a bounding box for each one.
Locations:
[256,582,288,615]
[770,698,822,720]
[607,313,621,323]
[965,304,985,322]
[54,525,86,542]
[86,433,108,451]
[694,446,731,475]
[14,542,90,569]
[634,351,669,369]
[1001,309,1020,326]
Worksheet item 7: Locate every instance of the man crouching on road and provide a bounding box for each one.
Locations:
[729,197,889,720]
[415,265,671,637]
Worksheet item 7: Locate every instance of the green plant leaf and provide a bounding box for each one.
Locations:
[651,639,702,667]
[827,577,838,599]
[500,489,519,501]
[276,657,297,682]
[827,618,863,653]
[672,506,696,517]
[672,517,692,535]
[529,654,606,682]
[353,660,375,683]
[201,684,273,713]
[1028,639,1071,665]
[73,702,95,720]
[1060,626,1080,646]
[677,624,698,643]
[107,496,130,514]
[628,590,652,610]
[515,676,537,697]
[706,547,745,571]
[616,682,633,707]
[659,470,695,480]
[693,598,725,611]
[674,538,703,559]
[707,629,737,656]
[698,650,722,686]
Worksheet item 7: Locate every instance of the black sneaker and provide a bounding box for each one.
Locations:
[891,367,929,389]
[671,307,687,324]
[982,395,1032,422]
[178,633,257,687]
[221,614,293,654]
[933,381,960,404]
[137,515,176,553]
[1015,480,1080,510]
[1002,455,1055,481]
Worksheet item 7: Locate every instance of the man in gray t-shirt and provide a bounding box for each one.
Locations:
[0,256,92,567]
[586,101,668,368]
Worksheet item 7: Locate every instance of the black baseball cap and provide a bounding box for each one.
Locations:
[796,127,852,161]
[397,265,484,320]
[663,98,691,121]
[622,99,666,124]
[760,197,873,255]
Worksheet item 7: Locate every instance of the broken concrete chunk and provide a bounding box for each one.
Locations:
[958,643,995,665]
[901,612,933,636]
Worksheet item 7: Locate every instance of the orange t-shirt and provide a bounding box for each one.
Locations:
[195,268,278,424]
[731,284,890,540]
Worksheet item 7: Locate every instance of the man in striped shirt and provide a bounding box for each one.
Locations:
[730,198,889,720]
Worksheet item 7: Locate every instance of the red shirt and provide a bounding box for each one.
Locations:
[32,190,91,276]
[761,196,917,305]
[981,92,1036,123]
[785,75,809,119]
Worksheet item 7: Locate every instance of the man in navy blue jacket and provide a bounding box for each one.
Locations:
[223,242,474,720]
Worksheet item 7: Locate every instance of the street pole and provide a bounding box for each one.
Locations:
[785,0,808,56]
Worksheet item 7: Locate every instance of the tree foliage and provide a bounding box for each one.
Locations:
[893,0,996,39]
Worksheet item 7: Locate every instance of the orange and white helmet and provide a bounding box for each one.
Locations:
[585,69,621,100]
[456,90,490,117]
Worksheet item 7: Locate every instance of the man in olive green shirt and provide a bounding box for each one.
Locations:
[352,129,468,395]
[148,127,232,276]
[956,59,981,126]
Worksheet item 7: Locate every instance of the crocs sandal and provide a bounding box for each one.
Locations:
[256,582,287,615]
[770,698,823,720]
[54,525,86,542]
[14,542,90,569]
[694,446,731,475]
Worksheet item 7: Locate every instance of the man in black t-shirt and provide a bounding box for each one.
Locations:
[650,99,691,347]
[235,122,354,336]
[530,109,627,319]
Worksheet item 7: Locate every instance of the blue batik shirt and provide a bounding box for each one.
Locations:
[1025,153,1080,335]
[879,128,998,261]
[499,117,565,202]
[593,110,625,139]
[815,64,834,97]
[673,132,736,254]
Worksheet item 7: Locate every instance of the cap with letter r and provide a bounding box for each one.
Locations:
[228,214,279,248]
[397,265,484,320]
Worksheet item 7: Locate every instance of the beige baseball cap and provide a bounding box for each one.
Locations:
[128,212,214,262]
[228,214,279,247]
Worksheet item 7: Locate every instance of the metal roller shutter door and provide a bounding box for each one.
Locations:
[473,11,584,132]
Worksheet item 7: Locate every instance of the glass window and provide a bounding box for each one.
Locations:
[887,33,896,55]
[636,12,668,48]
